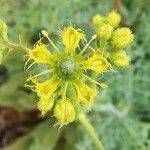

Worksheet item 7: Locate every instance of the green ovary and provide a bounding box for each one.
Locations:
[56,58,78,80]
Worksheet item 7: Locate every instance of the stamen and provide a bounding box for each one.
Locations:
[26,69,52,81]
[24,84,36,91]
[79,34,97,56]
[83,73,104,87]
[41,30,61,54]
[24,58,31,70]
[24,84,36,88]
[26,62,36,70]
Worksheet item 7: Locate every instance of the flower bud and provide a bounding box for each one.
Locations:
[0,20,8,41]
[96,23,113,41]
[38,97,55,115]
[54,99,76,125]
[105,10,121,27]
[111,27,134,49]
[92,14,105,29]
[110,50,129,68]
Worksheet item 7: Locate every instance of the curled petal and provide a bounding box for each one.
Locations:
[35,77,60,99]
[75,82,96,106]
[86,52,111,73]
[37,96,55,115]
[28,43,54,64]
[61,26,85,53]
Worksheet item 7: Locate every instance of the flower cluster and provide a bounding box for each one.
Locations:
[92,10,134,68]
[26,11,134,126]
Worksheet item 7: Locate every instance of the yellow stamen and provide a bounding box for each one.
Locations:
[83,74,100,85]
[26,69,52,81]
[79,34,97,56]
[26,62,36,70]
[42,30,61,54]
[24,58,31,70]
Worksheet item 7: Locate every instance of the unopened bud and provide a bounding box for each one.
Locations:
[111,50,129,68]
[105,10,121,27]
[54,99,76,125]
[111,27,134,49]
[92,14,105,29]
[96,23,113,41]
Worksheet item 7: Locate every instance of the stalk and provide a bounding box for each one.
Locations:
[78,113,105,150]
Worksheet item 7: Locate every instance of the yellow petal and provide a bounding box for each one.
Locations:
[86,52,111,73]
[28,43,53,64]
[35,77,59,99]
[61,26,85,53]
[75,82,96,105]
[37,96,55,115]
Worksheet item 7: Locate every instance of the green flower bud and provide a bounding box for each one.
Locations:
[38,97,55,115]
[96,23,113,41]
[105,10,121,27]
[54,99,76,125]
[92,14,105,29]
[111,27,134,49]
[110,50,129,68]
[0,20,8,41]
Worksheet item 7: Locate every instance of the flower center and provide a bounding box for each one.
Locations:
[56,58,77,80]
[60,59,76,75]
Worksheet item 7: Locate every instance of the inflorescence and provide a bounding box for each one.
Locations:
[24,10,134,126]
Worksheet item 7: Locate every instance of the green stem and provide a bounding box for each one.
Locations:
[66,81,104,150]
[4,41,28,51]
[78,113,105,150]
[62,82,68,100]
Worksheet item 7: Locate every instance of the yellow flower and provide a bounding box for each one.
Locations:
[26,26,112,125]
[61,26,85,54]
[105,10,121,27]
[54,99,76,125]
[28,43,54,64]
[85,52,111,73]
[111,27,134,49]
[110,50,129,68]
[25,10,134,126]
[75,82,96,105]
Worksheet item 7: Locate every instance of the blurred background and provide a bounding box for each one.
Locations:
[0,0,150,150]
